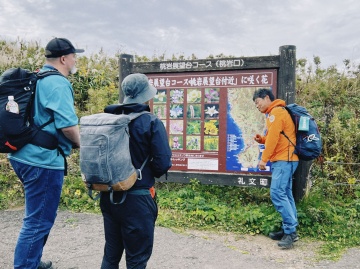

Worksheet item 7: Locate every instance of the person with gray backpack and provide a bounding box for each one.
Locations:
[99,73,172,269]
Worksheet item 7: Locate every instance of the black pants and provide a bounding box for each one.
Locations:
[100,191,158,269]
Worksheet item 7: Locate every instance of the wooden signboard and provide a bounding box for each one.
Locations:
[119,46,311,200]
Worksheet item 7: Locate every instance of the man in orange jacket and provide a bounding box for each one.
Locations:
[253,88,299,249]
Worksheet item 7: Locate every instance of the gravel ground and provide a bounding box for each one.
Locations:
[1,209,360,269]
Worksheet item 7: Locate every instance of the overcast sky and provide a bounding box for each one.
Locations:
[1,0,359,69]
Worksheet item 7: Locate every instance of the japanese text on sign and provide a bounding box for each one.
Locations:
[149,72,272,89]
[159,59,245,70]
[237,177,269,187]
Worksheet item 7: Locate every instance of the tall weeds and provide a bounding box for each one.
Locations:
[296,57,359,193]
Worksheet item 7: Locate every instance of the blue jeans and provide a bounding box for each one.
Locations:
[270,161,299,234]
[10,159,64,269]
[100,190,158,269]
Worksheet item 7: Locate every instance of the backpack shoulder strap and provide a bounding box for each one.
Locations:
[32,69,65,162]
[128,111,151,121]
[275,106,296,146]
[128,111,151,177]
[36,69,64,79]
[29,70,63,126]
[136,155,150,180]
[269,106,286,115]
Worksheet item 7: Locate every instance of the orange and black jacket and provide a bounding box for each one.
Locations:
[257,99,299,163]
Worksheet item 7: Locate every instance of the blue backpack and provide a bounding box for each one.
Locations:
[281,103,322,161]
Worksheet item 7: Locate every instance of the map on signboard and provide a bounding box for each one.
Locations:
[226,87,267,172]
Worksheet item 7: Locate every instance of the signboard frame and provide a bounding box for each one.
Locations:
[118,46,311,200]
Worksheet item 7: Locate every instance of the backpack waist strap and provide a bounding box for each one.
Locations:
[127,189,150,195]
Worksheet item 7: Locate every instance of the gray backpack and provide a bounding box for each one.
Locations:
[79,111,149,202]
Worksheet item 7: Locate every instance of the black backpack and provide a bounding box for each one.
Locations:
[0,67,61,153]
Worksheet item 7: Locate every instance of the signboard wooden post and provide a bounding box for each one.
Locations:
[118,45,311,201]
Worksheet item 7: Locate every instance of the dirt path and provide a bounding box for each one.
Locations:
[1,209,359,269]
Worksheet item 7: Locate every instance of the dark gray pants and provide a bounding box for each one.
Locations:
[100,190,158,269]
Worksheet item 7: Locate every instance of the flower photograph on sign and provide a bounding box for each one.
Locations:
[170,104,183,119]
[204,104,219,118]
[187,89,202,103]
[204,88,220,103]
[186,120,201,135]
[187,104,201,118]
[153,104,166,119]
[170,135,183,150]
[170,120,184,134]
[170,89,184,103]
[186,136,201,150]
[154,89,167,103]
[204,120,219,135]
[204,136,219,151]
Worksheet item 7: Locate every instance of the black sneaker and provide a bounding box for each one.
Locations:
[269,230,299,242]
[291,232,299,242]
[269,230,284,240]
[38,261,53,269]
[278,233,298,249]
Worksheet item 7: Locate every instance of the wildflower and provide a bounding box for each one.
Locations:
[187,89,201,103]
[170,105,183,118]
[204,120,219,135]
[171,89,184,103]
[170,121,183,134]
[155,91,166,102]
[205,88,219,102]
[205,106,219,117]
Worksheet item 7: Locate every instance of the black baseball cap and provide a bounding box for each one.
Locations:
[45,37,84,58]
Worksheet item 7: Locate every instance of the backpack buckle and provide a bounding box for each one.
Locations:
[137,169,143,180]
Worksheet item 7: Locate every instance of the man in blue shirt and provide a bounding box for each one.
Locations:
[8,37,84,269]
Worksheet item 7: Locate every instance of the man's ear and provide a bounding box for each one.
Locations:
[60,55,66,64]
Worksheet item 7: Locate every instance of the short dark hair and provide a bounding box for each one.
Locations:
[252,88,275,102]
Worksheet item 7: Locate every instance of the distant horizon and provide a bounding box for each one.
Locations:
[2,37,356,71]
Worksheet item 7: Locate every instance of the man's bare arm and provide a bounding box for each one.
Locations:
[61,125,80,148]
